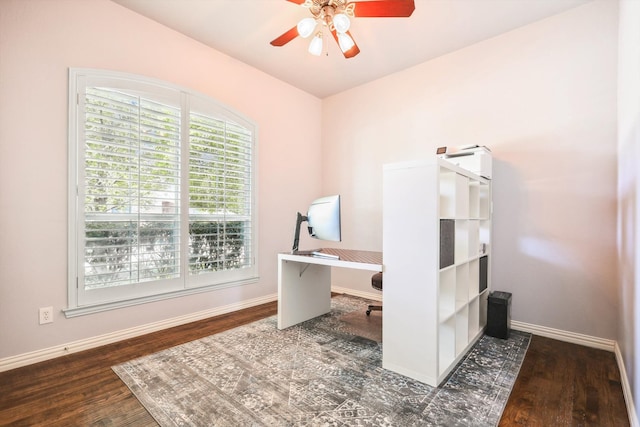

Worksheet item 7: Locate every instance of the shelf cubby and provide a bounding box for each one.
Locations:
[469,181,480,219]
[468,220,480,259]
[439,267,456,321]
[479,183,491,219]
[439,168,457,218]
[468,297,480,340]
[455,263,469,311]
[480,219,491,247]
[439,318,456,375]
[479,291,489,329]
[456,306,469,354]
[468,258,480,299]
[454,174,470,218]
[455,220,469,264]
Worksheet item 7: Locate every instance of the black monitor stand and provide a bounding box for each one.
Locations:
[291,212,339,259]
[291,212,308,253]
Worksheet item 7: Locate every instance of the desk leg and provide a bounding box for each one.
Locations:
[277,260,332,329]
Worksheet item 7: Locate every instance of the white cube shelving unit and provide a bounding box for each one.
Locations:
[382,156,492,387]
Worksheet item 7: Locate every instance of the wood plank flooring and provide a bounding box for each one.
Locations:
[499,335,629,427]
[0,299,630,426]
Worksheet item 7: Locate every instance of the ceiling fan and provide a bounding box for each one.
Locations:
[270,0,415,59]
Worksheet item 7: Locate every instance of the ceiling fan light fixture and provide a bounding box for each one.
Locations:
[337,32,354,53]
[308,33,323,56]
[271,0,415,59]
[297,17,317,38]
[333,13,350,33]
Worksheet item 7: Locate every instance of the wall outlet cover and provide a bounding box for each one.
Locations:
[39,307,53,324]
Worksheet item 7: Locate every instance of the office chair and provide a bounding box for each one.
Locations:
[366,272,383,315]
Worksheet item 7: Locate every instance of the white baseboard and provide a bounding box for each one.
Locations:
[332,286,382,301]
[511,320,616,351]
[0,293,278,373]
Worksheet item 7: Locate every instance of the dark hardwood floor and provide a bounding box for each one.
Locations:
[0,299,630,426]
[499,335,629,427]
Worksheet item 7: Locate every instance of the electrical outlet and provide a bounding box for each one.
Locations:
[39,307,53,325]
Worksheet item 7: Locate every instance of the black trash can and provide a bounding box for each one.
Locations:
[486,291,512,339]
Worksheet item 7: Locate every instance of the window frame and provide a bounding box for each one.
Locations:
[66,69,258,317]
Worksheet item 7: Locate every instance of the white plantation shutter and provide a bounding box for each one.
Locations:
[83,87,182,290]
[68,70,257,314]
[188,113,253,280]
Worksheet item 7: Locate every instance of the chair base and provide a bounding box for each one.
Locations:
[366,304,382,316]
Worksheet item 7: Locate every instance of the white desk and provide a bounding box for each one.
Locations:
[277,248,383,329]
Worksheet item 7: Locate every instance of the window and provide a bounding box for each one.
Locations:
[67,69,257,315]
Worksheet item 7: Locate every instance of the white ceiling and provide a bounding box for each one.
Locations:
[112,0,591,98]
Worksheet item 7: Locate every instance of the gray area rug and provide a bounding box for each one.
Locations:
[113,295,530,426]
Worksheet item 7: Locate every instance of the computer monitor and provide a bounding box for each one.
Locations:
[291,195,341,254]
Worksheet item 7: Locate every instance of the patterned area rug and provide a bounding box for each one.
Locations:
[113,295,530,426]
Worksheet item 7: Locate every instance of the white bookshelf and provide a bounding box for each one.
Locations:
[382,157,491,386]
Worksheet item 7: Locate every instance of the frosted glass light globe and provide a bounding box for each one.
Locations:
[333,13,350,33]
[308,34,323,56]
[337,32,354,52]
[297,18,317,38]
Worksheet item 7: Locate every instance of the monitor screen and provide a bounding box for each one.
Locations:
[307,195,341,242]
[291,195,341,253]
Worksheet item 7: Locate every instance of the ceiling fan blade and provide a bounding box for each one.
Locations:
[331,30,360,59]
[351,0,415,17]
[270,26,299,47]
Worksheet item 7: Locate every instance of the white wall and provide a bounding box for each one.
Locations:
[0,0,321,359]
[323,0,619,340]
[618,0,640,418]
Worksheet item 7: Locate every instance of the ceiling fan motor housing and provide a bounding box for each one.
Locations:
[307,0,354,27]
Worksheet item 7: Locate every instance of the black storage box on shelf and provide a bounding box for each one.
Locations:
[479,255,488,293]
[439,219,455,269]
[486,291,512,339]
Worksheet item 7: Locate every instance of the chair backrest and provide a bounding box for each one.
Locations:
[371,272,383,291]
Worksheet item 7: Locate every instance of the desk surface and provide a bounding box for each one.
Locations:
[279,248,383,272]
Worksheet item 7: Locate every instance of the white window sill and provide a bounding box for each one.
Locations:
[63,276,259,318]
